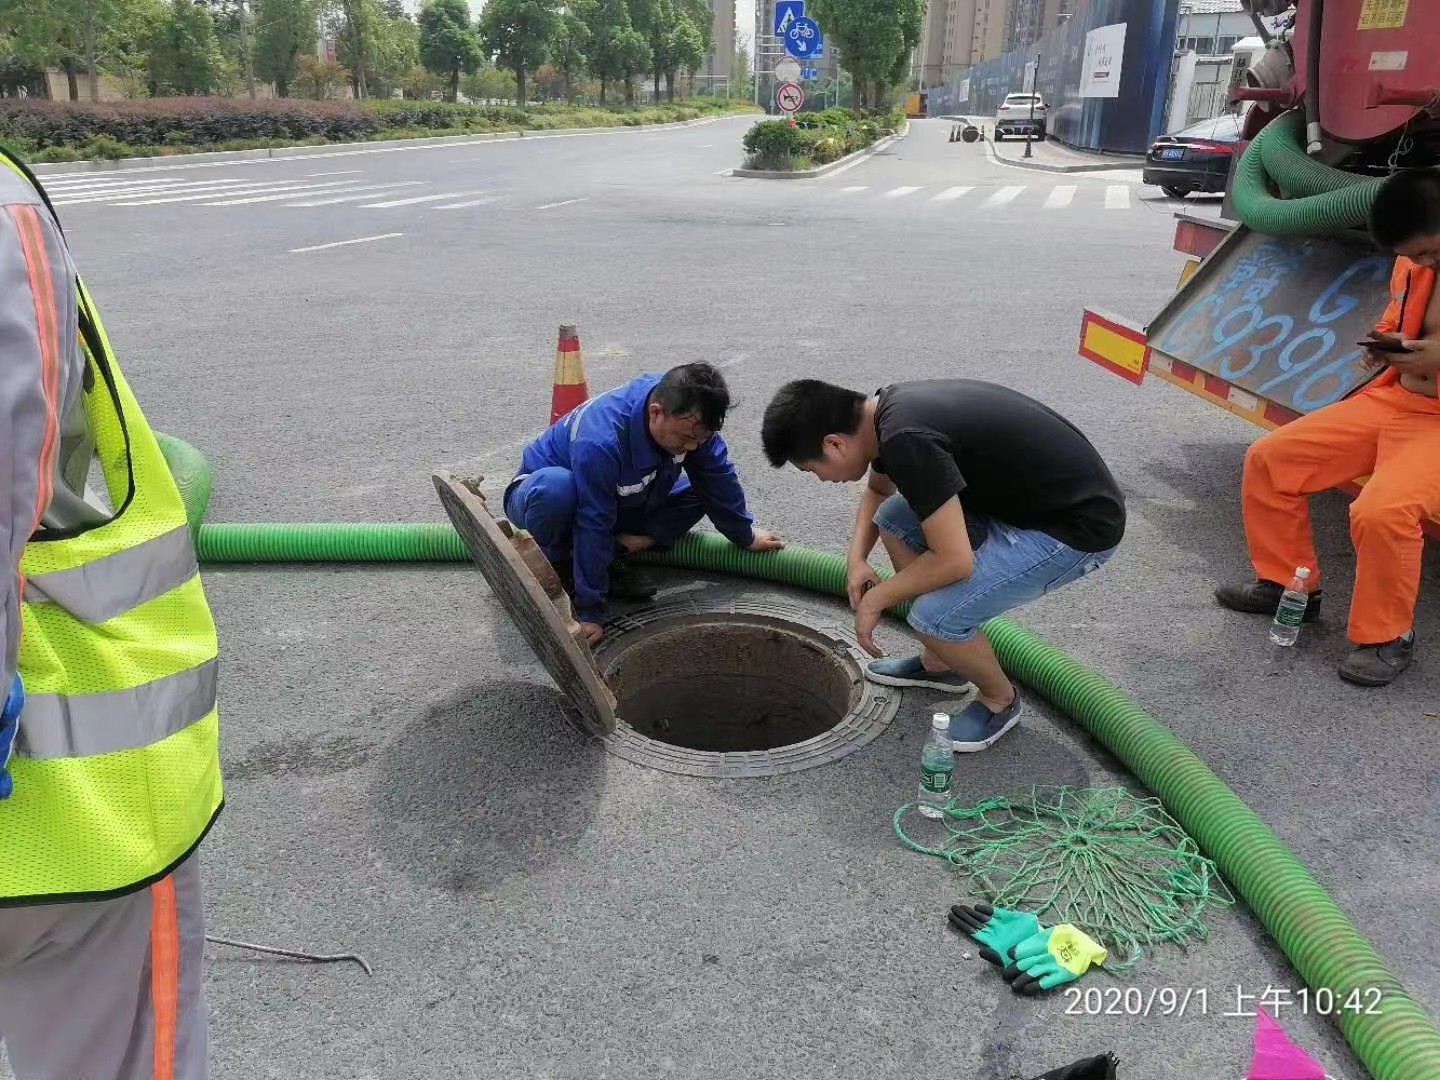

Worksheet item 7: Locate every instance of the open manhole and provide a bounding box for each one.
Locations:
[434,473,899,778]
[594,600,899,777]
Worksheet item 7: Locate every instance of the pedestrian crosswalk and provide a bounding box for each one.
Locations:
[36,172,531,215]
[36,169,1167,222]
[822,181,1145,212]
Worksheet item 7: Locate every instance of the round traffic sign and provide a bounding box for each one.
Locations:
[776,81,805,114]
[774,57,801,84]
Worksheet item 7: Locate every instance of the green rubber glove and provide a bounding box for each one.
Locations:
[947,903,1042,967]
[1003,924,1107,994]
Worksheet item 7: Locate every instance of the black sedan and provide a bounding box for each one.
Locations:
[1143,113,1244,199]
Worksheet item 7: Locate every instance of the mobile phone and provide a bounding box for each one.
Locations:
[1359,337,1413,353]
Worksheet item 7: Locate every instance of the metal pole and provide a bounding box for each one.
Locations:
[1023,52,1038,158]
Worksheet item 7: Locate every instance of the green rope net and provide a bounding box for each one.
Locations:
[895,786,1235,970]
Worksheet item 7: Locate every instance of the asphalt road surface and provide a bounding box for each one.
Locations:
[14,116,1435,1080]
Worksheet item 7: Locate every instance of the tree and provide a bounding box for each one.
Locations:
[807,0,921,109]
[148,0,221,94]
[583,0,645,105]
[627,0,670,101]
[547,4,589,102]
[418,0,482,102]
[367,6,419,98]
[329,0,379,96]
[478,0,556,107]
[459,64,515,101]
[663,13,701,99]
[294,52,348,96]
[253,0,316,96]
[0,0,160,101]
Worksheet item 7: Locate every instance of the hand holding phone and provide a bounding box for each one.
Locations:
[1359,334,1413,354]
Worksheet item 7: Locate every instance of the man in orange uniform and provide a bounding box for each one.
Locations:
[1216,170,1440,686]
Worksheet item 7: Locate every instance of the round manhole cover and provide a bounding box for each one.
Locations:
[591,598,899,777]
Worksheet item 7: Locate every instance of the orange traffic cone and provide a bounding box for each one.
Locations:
[550,324,589,424]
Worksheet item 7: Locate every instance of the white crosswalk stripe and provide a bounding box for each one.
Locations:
[207,183,381,205]
[52,179,254,205]
[114,180,361,205]
[884,186,921,198]
[435,196,502,209]
[1044,184,1076,208]
[358,190,490,208]
[983,185,1026,207]
[1105,185,1131,209]
[839,185,869,194]
[284,183,426,206]
[931,186,973,202]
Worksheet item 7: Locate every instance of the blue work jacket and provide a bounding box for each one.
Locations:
[516,373,755,620]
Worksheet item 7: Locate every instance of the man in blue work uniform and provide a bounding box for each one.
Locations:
[505,363,784,644]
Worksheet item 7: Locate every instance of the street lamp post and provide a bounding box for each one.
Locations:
[1023,51,1040,159]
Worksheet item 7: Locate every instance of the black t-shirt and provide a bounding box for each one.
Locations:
[872,379,1125,553]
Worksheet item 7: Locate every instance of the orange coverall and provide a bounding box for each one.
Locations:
[1241,257,1439,644]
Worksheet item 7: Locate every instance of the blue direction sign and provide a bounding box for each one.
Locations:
[773,0,804,36]
[801,65,818,80]
[784,16,824,59]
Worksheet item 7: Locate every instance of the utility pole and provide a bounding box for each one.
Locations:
[238,0,256,99]
[1023,51,1038,159]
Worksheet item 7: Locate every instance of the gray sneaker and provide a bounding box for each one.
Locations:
[864,655,975,693]
[1338,632,1415,687]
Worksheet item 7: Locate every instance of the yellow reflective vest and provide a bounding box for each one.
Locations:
[1,157,222,904]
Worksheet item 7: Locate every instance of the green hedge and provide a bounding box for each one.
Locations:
[742,108,902,171]
[0,96,759,161]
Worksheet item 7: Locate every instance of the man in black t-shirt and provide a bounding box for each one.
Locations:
[762,379,1125,753]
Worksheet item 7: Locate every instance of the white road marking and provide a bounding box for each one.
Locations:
[206,183,379,205]
[435,196,502,209]
[535,197,588,210]
[359,190,489,208]
[931,186,973,202]
[713,168,733,175]
[983,185,1026,207]
[839,185,869,194]
[1044,184,1077,208]
[114,180,359,205]
[307,169,363,177]
[40,175,185,189]
[50,179,252,205]
[289,232,403,254]
[284,183,426,206]
[1105,184,1131,209]
[884,186,921,199]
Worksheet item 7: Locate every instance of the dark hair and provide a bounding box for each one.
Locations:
[651,363,731,432]
[1369,169,1440,250]
[761,380,867,466]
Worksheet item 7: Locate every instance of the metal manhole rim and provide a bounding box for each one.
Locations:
[588,596,901,778]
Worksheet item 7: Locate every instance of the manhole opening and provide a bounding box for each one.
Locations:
[600,614,858,753]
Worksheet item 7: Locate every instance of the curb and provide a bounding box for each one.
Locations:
[983,135,1140,174]
[31,114,738,176]
[732,121,908,180]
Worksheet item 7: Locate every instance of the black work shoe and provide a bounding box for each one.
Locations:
[1338,633,1415,687]
[1214,579,1322,622]
[608,561,657,602]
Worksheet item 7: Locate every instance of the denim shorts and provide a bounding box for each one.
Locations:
[874,494,1116,643]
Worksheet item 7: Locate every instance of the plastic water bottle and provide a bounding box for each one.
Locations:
[917,712,954,819]
[1269,566,1312,647]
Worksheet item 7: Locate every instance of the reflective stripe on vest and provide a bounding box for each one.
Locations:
[2,153,222,905]
[22,524,197,622]
[20,658,217,759]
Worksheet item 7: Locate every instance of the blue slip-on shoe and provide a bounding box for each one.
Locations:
[864,655,976,693]
[949,694,1022,753]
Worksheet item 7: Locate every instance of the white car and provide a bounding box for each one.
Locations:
[994,93,1047,141]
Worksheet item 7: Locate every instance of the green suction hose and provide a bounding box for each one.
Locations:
[1232,110,1386,237]
[155,434,1440,1078]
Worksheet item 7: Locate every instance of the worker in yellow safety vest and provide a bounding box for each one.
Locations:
[0,151,222,1079]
